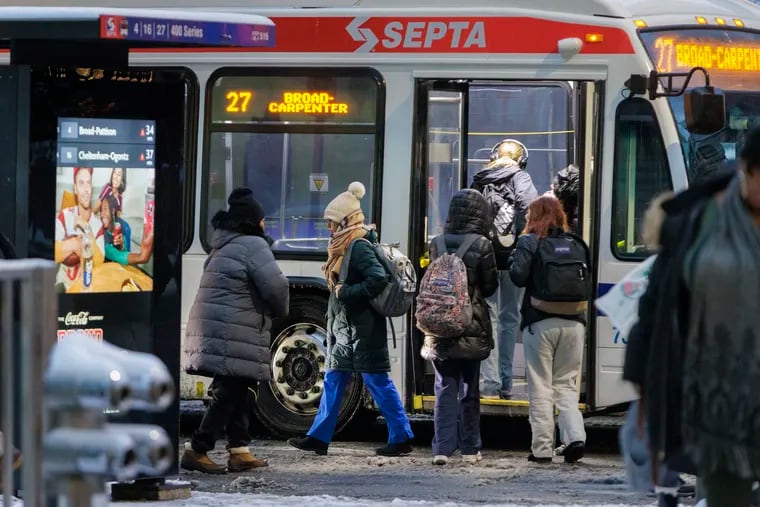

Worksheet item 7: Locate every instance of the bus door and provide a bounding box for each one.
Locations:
[410,78,603,414]
[408,80,468,404]
[594,92,673,409]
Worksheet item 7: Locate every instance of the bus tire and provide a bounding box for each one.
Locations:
[254,293,363,439]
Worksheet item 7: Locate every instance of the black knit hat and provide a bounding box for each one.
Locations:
[227,187,265,223]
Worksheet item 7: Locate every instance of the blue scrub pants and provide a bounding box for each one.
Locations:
[307,370,414,445]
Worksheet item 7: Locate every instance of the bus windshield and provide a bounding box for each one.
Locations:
[640,28,760,182]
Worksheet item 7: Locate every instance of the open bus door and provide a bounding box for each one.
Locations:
[408,79,468,411]
[0,8,275,494]
[409,77,605,416]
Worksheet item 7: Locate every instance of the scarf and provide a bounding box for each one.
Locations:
[322,210,373,289]
[682,174,760,478]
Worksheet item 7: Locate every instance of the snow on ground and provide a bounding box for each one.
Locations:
[2,492,654,507]
[117,492,652,507]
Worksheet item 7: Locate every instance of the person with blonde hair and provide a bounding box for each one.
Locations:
[289,182,414,457]
[472,139,538,400]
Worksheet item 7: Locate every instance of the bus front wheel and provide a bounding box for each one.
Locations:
[254,293,363,439]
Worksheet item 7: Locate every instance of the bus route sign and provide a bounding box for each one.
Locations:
[99,14,275,47]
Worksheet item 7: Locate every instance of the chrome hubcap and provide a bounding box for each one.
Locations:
[270,323,327,414]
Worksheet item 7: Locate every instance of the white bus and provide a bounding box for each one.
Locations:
[24,0,760,436]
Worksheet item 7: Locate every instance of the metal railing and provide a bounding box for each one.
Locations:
[1,259,57,507]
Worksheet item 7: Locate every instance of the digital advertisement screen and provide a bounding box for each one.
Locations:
[55,118,156,294]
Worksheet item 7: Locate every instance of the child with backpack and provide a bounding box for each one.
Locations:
[417,190,498,465]
[508,196,591,464]
[289,182,415,457]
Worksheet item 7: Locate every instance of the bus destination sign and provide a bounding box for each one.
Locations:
[210,74,378,125]
[650,34,760,74]
[99,14,275,47]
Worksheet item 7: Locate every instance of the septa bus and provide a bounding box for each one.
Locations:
[14,0,760,436]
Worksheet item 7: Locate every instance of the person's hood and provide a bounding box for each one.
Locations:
[444,189,491,236]
[472,160,521,187]
[210,229,244,250]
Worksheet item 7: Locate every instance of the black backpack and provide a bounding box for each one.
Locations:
[480,176,518,255]
[530,232,592,313]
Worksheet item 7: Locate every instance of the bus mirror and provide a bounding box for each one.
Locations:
[684,86,725,135]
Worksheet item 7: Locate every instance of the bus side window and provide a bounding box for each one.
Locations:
[612,99,672,259]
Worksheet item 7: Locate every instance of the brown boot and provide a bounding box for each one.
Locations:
[227,446,268,472]
[180,443,227,474]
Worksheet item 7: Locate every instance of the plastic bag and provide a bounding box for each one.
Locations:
[595,255,657,339]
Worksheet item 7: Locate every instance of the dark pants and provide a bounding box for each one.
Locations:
[191,375,254,454]
[432,359,481,456]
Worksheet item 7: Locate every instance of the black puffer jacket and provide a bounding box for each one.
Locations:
[185,225,289,381]
[421,190,499,362]
[555,165,580,234]
[471,161,538,269]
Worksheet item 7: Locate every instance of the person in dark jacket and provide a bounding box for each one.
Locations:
[471,139,538,399]
[421,189,498,465]
[288,182,414,457]
[624,127,760,507]
[182,188,289,474]
[509,196,587,464]
[554,164,580,234]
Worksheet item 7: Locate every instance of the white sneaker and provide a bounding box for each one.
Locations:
[462,452,482,464]
[432,455,449,465]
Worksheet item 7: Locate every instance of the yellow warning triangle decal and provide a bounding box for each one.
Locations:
[314,179,324,190]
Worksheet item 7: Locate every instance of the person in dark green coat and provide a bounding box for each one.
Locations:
[325,226,391,373]
[288,182,414,457]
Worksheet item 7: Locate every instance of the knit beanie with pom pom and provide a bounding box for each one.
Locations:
[324,181,366,224]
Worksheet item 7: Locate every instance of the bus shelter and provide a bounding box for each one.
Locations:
[0,7,275,505]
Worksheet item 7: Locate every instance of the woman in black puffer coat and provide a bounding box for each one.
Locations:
[421,189,498,465]
[182,188,289,475]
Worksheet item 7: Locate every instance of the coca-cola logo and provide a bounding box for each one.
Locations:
[65,311,89,326]
[58,312,104,327]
